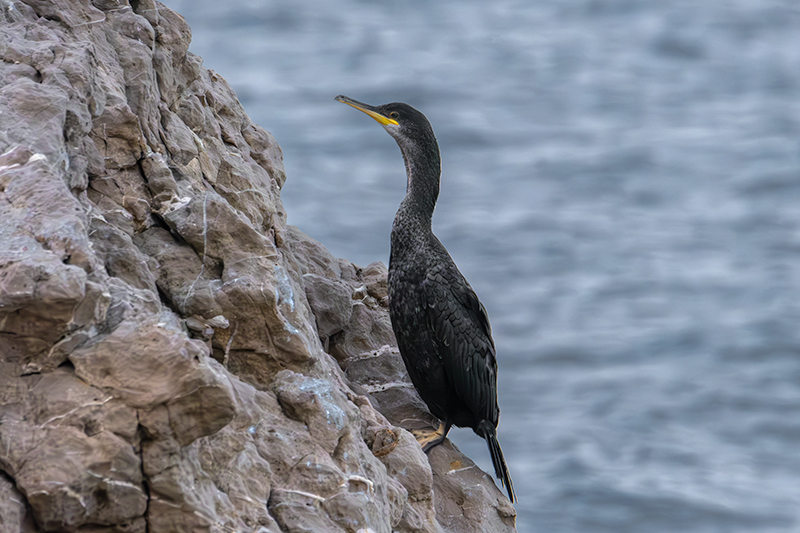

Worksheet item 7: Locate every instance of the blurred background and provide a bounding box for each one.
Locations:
[162,1,800,531]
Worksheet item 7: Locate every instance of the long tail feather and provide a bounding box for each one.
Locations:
[485,429,515,503]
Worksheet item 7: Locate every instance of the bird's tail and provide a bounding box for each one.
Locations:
[479,422,515,503]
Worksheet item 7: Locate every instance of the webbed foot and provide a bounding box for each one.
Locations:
[411,420,452,453]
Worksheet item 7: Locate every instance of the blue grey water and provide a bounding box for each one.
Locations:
[162,1,800,531]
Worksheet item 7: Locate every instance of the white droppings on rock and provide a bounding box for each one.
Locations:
[274,264,296,312]
[297,376,347,430]
[165,196,192,213]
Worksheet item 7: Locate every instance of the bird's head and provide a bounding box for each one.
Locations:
[335,95,436,150]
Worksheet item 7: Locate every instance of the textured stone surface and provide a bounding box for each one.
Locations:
[0,1,517,532]
[0,471,37,533]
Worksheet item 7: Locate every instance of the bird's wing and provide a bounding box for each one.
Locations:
[422,263,499,424]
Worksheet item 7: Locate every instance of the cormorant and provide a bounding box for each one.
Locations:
[335,95,515,503]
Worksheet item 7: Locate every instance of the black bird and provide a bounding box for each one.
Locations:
[335,95,515,503]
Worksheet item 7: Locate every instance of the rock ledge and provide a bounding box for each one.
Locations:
[0,1,517,532]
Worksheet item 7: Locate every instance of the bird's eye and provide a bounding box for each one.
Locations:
[389,111,399,119]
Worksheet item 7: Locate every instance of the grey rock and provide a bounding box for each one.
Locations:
[0,369,146,532]
[0,471,37,533]
[303,272,353,343]
[0,1,517,531]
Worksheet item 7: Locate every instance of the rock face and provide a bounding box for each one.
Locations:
[0,1,517,532]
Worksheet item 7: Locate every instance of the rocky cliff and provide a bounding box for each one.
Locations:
[0,1,517,531]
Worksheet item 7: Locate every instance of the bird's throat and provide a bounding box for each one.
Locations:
[398,139,441,225]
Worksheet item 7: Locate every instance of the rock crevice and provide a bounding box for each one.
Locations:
[0,1,516,531]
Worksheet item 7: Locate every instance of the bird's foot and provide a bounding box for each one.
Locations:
[411,421,450,453]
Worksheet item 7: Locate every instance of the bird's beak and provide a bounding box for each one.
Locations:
[335,95,399,126]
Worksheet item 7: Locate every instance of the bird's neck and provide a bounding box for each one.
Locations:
[396,136,441,227]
